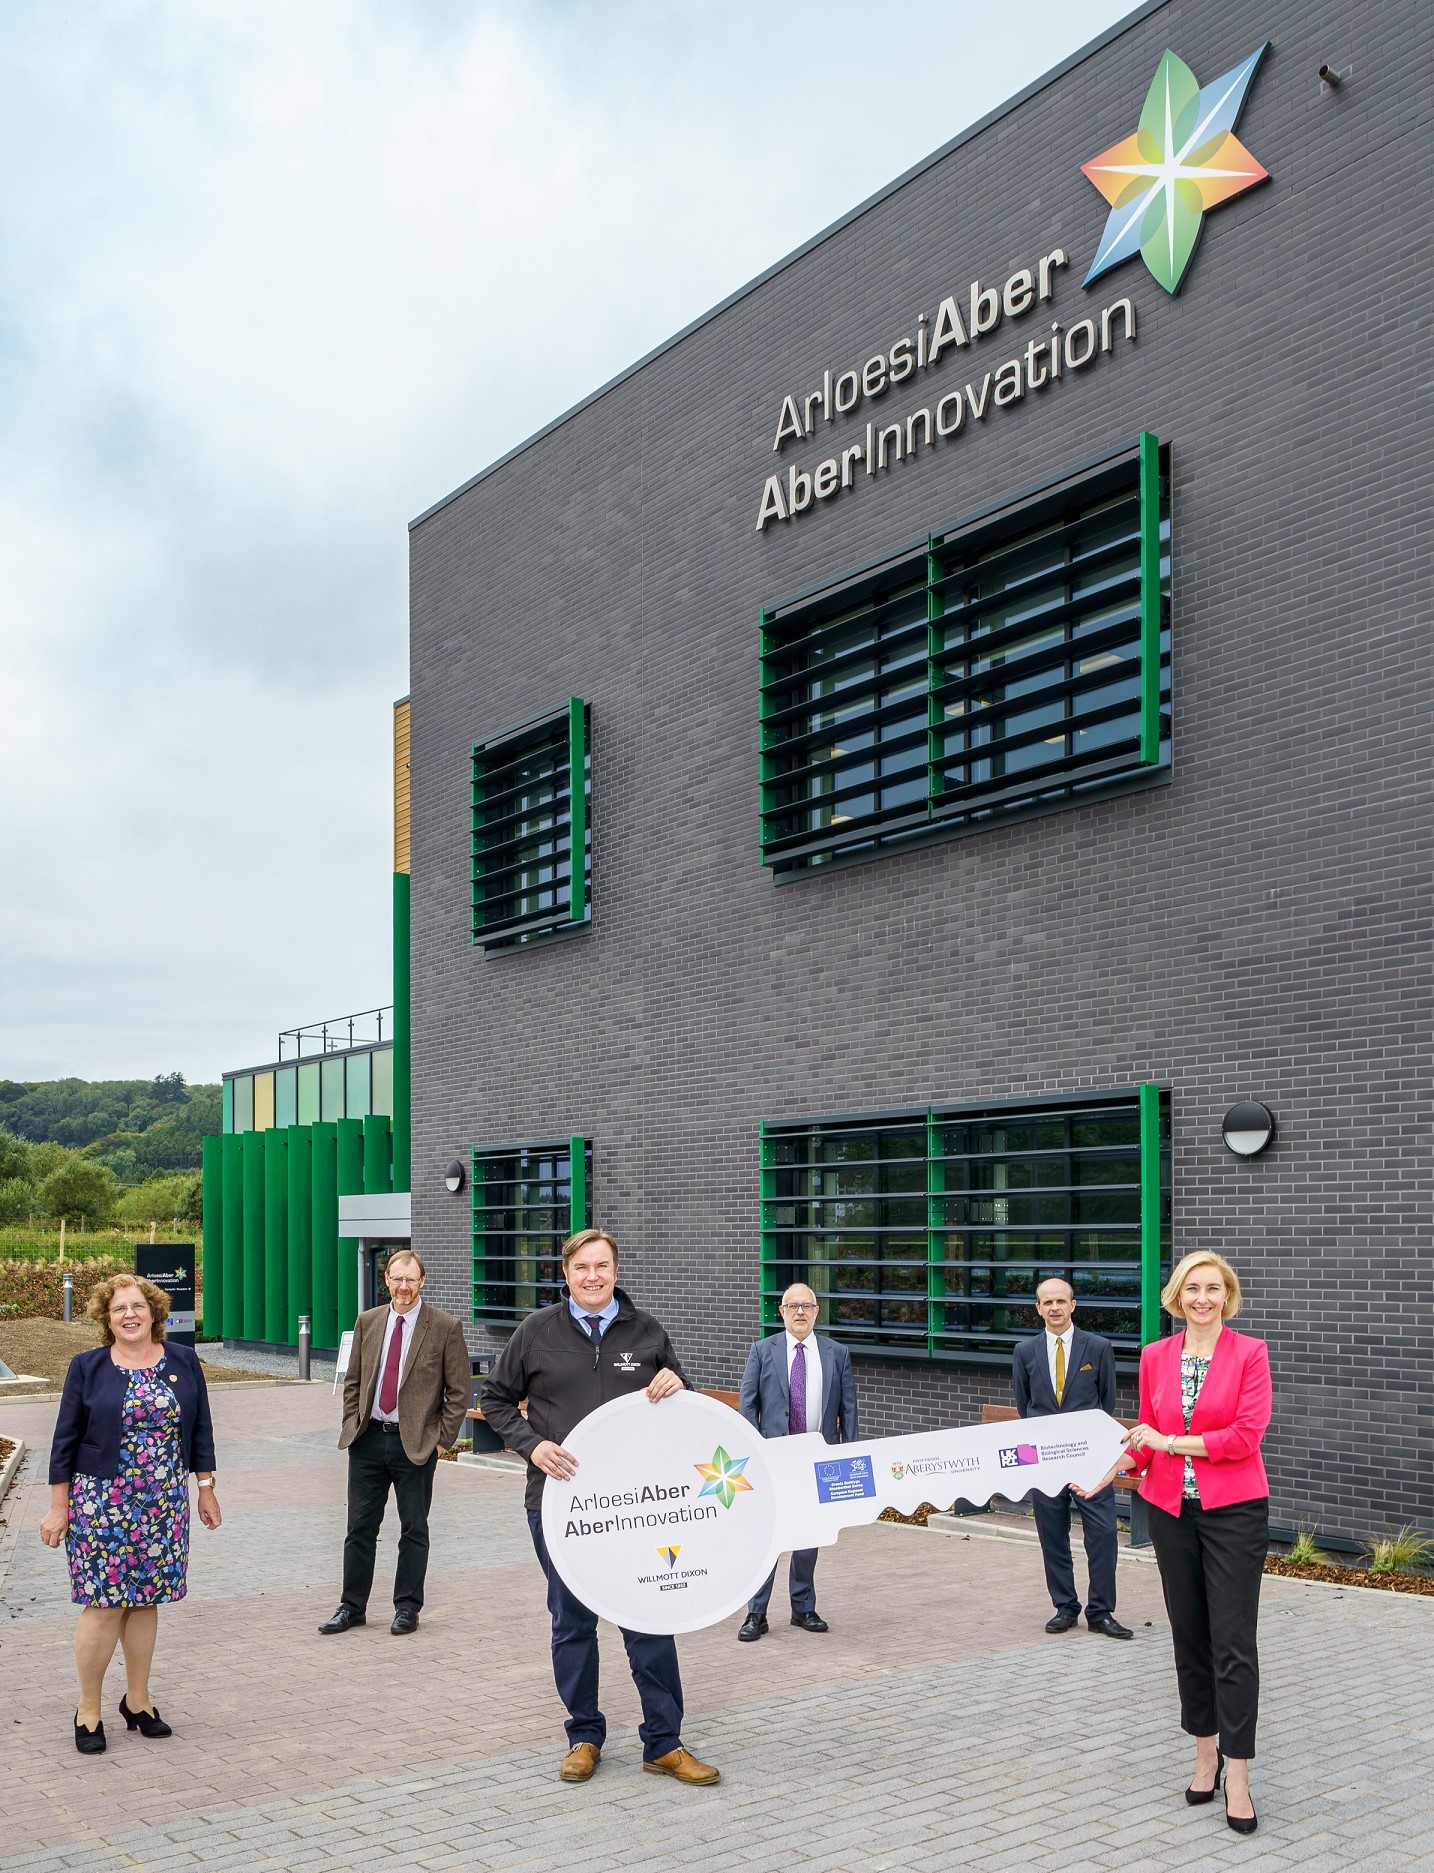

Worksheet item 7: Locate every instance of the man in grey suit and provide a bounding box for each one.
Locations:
[1011,1277,1132,1640]
[736,1283,858,1641]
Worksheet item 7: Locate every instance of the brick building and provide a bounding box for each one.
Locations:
[405,0,1430,1543]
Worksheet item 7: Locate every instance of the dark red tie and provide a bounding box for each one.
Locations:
[379,1314,405,1414]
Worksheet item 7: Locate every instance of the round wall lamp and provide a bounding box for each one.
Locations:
[1222,1101,1275,1158]
[444,1159,467,1194]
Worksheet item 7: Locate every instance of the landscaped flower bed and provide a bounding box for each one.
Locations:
[1263,1556,1434,1597]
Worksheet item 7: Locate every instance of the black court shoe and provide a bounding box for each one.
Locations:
[1224,1786,1258,1835]
[1185,1749,1224,1805]
[120,1694,172,1738]
[74,1712,106,1755]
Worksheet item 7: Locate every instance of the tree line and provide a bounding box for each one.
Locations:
[0,1073,220,1226]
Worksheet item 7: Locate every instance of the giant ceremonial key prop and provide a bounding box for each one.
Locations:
[541,1391,1128,1634]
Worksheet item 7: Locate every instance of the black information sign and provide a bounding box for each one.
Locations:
[135,1242,197,1346]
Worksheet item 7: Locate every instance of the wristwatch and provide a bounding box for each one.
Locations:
[1166,1435,1178,1456]
[195,1473,217,1487]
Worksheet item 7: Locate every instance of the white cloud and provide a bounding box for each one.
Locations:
[0,0,1135,1081]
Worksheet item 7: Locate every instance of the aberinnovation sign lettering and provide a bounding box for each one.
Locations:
[755,43,1269,534]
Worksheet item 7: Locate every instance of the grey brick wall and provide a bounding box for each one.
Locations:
[408,0,1432,1543]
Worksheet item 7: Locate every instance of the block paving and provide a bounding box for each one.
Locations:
[0,1386,1429,1872]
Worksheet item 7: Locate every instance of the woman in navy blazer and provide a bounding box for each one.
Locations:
[41,1274,221,1754]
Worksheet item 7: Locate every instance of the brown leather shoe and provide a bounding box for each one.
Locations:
[642,1746,720,1786]
[559,1742,602,1782]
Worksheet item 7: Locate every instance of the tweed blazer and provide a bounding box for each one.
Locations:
[339,1301,471,1466]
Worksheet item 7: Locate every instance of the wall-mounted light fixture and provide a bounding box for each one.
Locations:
[444,1159,467,1194]
[1222,1101,1276,1158]
[1318,62,1347,91]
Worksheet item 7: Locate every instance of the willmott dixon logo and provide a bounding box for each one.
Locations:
[1082,44,1269,295]
[693,1446,754,1510]
[656,1545,681,1568]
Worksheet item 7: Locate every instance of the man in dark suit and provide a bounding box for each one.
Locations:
[1012,1277,1132,1639]
[320,1248,470,1636]
[736,1283,858,1641]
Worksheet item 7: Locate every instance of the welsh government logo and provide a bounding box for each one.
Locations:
[694,1446,754,1509]
[1081,44,1269,295]
[998,1444,1040,1469]
[656,1545,681,1568]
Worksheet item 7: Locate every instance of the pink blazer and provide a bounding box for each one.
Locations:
[1127,1327,1271,1514]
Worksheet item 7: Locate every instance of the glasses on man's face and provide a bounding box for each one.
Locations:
[782,1302,818,1313]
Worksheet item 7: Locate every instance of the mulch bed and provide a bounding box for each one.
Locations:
[1263,1555,1434,1596]
[879,1503,942,1527]
[0,1435,14,1466]
[0,1319,272,1392]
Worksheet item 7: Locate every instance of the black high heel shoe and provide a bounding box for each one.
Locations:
[1185,1748,1223,1804]
[120,1694,173,1738]
[1224,1785,1258,1835]
[74,1711,106,1755]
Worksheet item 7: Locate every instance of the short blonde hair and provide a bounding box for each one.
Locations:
[561,1227,618,1270]
[86,1274,170,1345]
[1162,1251,1242,1320]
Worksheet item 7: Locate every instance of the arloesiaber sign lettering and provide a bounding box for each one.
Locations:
[755,246,1137,533]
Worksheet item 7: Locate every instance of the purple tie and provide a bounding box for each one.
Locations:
[585,1315,604,1344]
[789,1343,808,1435]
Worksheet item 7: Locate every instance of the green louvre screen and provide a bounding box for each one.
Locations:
[471,699,591,947]
[760,438,1170,873]
[761,1091,1169,1366]
[472,1137,593,1326]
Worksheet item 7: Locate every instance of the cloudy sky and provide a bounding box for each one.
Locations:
[0,0,1134,1086]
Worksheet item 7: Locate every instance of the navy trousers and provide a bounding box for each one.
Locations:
[527,1511,684,1761]
[747,1548,818,1620]
[1032,1484,1118,1620]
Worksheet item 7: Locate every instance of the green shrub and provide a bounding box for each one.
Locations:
[0,1125,32,1182]
[0,1177,35,1225]
[1287,1526,1327,1566]
[37,1157,119,1225]
[116,1174,202,1226]
[1364,1526,1434,1576]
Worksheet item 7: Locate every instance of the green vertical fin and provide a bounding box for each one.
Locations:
[569,1136,588,1232]
[201,1135,223,1341]
[568,698,588,925]
[1139,1083,1162,1344]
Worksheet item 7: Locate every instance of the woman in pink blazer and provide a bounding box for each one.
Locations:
[1089,1250,1270,1835]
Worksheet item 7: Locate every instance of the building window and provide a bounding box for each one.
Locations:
[759,436,1170,873]
[320,1055,345,1121]
[371,1046,394,1117]
[471,699,591,948]
[760,1089,1168,1366]
[472,1138,592,1327]
[297,1061,320,1126]
[275,1066,298,1129]
[345,1051,371,1119]
[230,1075,253,1134]
[253,1071,275,1132]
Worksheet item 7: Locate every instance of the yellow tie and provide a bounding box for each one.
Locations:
[1055,1337,1066,1405]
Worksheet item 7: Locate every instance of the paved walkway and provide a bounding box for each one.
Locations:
[0,1387,1429,1873]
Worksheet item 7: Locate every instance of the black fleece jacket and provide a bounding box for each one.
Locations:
[480,1286,694,1512]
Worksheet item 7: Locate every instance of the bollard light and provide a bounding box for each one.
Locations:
[298,1313,312,1383]
[63,1269,74,1323]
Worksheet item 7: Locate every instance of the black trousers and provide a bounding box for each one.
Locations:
[341,1421,438,1615]
[747,1548,818,1620]
[527,1511,685,1761]
[1148,1494,1268,1760]
[1032,1485,1117,1620]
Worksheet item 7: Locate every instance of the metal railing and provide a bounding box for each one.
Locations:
[277,1006,394,1060]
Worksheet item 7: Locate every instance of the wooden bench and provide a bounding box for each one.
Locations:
[980,1403,1149,1546]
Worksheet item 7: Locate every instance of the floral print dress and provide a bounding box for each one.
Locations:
[67,1358,190,1607]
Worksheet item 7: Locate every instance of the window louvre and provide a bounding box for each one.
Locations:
[760,1091,1168,1366]
[471,699,591,947]
[760,438,1170,872]
[472,1137,592,1327]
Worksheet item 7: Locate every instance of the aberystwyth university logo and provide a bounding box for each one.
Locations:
[1081,44,1269,295]
[694,1446,754,1509]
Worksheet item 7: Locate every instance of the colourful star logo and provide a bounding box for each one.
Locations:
[1081,44,1269,295]
[694,1445,754,1509]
